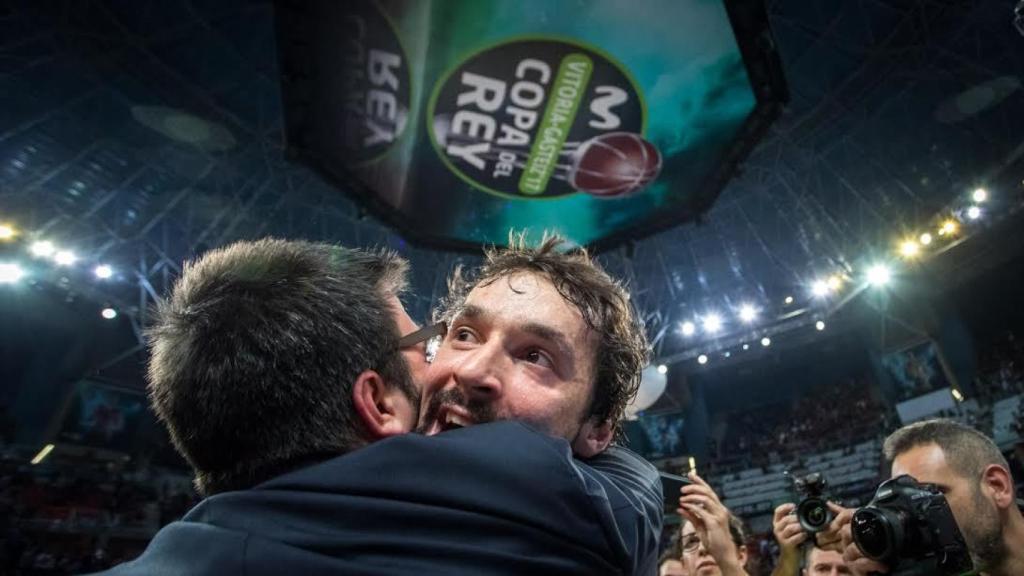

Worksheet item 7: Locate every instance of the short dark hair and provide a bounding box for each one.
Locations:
[435,231,649,432]
[883,418,1011,481]
[147,238,412,495]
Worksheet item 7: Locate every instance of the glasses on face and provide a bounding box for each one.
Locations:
[397,321,447,363]
[680,534,703,554]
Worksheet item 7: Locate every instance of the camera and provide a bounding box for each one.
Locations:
[789,472,834,533]
[852,475,973,576]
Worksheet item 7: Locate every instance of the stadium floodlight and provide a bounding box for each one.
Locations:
[697,354,708,365]
[761,336,772,347]
[0,263,25,284]
[680,321,696,337]
[0,224,15,240]
[738,304,757,323]
[919,233,933,246]
[742,343,750,350]
[966,206,981,220]
[657,364,668,375]
[972,188,987,203]
[951,388,965,402]
[702,313,722,334]
[811,280,829,297]
[866,264,892,287]
[30,240,55,257]
[815,320,826,331]
[94,264,113,279]
[827,275,843,291]
[784,296,794,305]
[53,250,76,266]
[101,307,118,320]
[899,240,920,258]
[939,220,958,236]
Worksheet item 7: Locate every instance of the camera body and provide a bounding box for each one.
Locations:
[852,475,973,576]
[790,472,834,534]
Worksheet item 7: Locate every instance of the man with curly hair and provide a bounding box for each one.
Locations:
[418,232,662,573]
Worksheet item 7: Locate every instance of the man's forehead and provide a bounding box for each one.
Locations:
[891,442,955,484]
[808,547,843,565]
[462,274,592,333]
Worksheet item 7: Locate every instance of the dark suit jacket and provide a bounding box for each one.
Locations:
[96,422,663,575]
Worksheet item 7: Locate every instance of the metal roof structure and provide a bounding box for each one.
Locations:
[1,0,1022,384]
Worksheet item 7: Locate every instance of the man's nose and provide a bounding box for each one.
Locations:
[453,341,505,402]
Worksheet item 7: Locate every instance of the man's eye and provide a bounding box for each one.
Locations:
[523,349,553,368]
[453,328,476,343]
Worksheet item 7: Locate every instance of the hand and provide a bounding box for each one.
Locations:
[678,471,744,574]
[840,516,890,576]
[772,503,807,555]
[815,502,853,552]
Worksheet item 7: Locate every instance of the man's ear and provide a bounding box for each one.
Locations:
[572,418,614,458]
[737,544,749,567]
[352,370,413,441]
[980,464,1016,509]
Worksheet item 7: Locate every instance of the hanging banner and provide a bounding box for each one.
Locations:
[277,0,785,249]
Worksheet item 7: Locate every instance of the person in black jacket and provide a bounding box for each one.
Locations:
[96,236,661,575]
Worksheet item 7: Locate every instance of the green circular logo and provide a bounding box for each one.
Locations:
[428,37,651,200]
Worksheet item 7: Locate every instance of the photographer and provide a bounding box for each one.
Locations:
[771,502,852,576]
[838,419,1024,576]
[677,471,749,576]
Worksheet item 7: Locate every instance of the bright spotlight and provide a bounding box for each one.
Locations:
[939,220,958,236]
[680,321,696,337]
[827,275,842,291]
[738,304,757,323]
[919,232,933,246]
[53,250,76,266]
[742,343,750,350]
[972,188,987,203]
[811,280,829,298]
[899,240,920,258]
[0,224,15,240]
[697,354,708,365]
[867,264,892,287]
[761,337,772,347]
[101,307,118,320]
[815,320,826,331]
[0,263,25,284]
[657,364,668,375]
[702,313,723,334]
[951,388,964,402]
[94,264,113,279]
[30,240,55,257]
[784,296,794,305]
[966,205,981,220]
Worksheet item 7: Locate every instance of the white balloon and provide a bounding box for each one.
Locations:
[625,365,667,419]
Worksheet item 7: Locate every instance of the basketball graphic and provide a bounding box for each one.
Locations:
[569,132,662,198]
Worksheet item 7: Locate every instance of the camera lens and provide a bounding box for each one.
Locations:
[852,507,899,561]
[797,497,832,532]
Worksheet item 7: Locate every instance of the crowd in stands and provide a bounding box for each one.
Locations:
[704,376,894,478]
[0,447,197,575]
[974,331,1024,403]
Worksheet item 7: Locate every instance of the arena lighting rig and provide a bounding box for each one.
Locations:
[0,183,1007,358]
[658,184,1001,371]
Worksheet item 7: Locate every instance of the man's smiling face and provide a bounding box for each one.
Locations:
[417,272,601,443]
